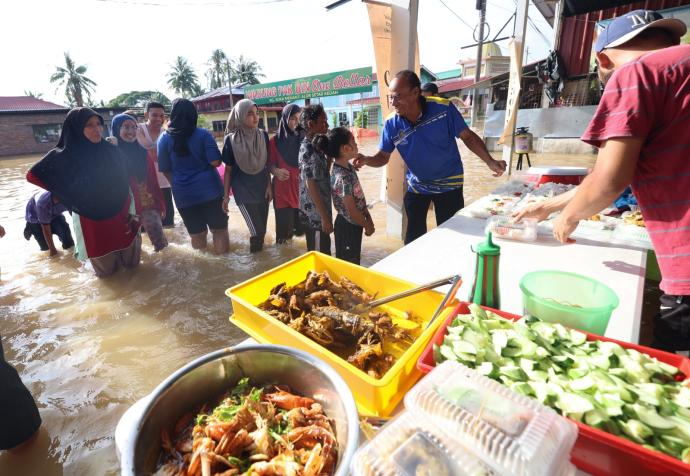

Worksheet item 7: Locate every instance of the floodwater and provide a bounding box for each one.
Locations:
[0,136,595,475]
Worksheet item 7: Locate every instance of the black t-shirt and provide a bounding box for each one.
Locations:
[221,131,270,205]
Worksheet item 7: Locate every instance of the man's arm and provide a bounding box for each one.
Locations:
[458,128,506,176]
[40,223,58,256]
[513,186,579,222]
[354,150,391,168]
[553,137,642,242]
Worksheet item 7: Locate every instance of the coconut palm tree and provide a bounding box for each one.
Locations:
[229,55,264,85]
[167,56,201,98]
[206,49,231,90]
[24,90,43,99]
[49,52,97,107]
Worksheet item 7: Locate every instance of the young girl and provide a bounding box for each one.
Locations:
[268,104,303,243]
[298,104,332,254]
[222,99,271,253]
[112,113,168,252]
[313,127,374,265]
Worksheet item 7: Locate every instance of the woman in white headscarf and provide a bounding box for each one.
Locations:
[221,99,271,252]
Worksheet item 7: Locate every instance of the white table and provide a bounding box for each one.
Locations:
[372,214,647,344]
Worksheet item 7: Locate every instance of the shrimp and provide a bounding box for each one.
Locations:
[264,390,316,411]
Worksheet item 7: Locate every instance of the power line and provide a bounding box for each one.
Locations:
[436,0,474,31]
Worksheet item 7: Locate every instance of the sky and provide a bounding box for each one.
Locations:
[1,0,554,106]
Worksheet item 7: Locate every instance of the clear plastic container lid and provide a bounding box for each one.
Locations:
[527,166,588,176]
[404,361,578,476]
[485,216,538,242]
[352,411,489,476]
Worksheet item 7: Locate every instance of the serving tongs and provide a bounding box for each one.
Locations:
[353,274,460,313]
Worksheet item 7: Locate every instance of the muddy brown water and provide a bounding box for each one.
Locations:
[0,137,595,474]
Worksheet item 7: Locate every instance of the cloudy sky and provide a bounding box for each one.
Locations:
[1,0,553,106]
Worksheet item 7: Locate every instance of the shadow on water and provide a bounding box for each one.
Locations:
[0,137,594,474]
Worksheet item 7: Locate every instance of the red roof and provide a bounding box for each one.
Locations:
[0,96,66,112]
[437,77,489,94]
[346,97,380,106]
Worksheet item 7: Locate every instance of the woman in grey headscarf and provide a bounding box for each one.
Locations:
[221,99,271,252]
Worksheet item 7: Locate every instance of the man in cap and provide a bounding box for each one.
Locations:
[548,10,689,351]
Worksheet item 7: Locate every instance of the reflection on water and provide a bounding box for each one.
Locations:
[0,137,594,474]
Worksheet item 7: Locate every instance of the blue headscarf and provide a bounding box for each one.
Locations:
[112,113,148,182]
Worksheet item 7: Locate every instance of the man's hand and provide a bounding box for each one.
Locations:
[512,203,551,223]
[322,220,333,234]
[265,185,273,202]
[487,158,507,177]
[552,213,579,244]
[353,154,367,170]
[272,168,290,181]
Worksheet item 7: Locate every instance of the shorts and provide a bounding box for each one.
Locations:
[652,294,690,352]
[178,197,228,235]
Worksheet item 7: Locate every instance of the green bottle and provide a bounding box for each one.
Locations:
[469,231,501,309]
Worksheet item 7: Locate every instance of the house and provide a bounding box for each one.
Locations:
[0,97,125,157]
[191,85,283,139]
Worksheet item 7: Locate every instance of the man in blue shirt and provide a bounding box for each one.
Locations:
[356,70,506,244]
[23,191,74,256]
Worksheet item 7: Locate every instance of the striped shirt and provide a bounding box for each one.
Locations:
[379,97,468,194]
[581,45,690,295]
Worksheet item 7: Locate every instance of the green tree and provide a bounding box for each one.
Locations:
[206,49,231,90]
[354,111,367,128]
[229,55,264,85]
[167,56,201,98]
[197,114,212,130]
[24,90,43,99]
[50,52,97,107]
[107,91,171,108]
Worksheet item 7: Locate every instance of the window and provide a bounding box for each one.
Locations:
[338,112,349,126]
[32,124,61,143]
[212,121,226,133]
[267,117,277,130]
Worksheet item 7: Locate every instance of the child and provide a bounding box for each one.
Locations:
[23,191,74,256]
[298,104,332,254]
[314,127,374,265]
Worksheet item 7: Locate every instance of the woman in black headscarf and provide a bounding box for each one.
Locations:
[27,107,142,277]
[267,104,303,243]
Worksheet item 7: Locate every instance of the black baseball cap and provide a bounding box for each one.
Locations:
[594,9,686,53]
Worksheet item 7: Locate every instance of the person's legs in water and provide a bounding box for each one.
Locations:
[305,227,331,255]
[90,253,121,277]
[26,222,49,251]
[120,234,142,269]
[140,209,167,252]
[274,206,294,244]
[190,232,207,250]
[200,197,229,254]
[179,202,210,250]
[293,209,305,237]
[431,187,464,226]
[161,187,175,227]
[334,214,363,265]
[51,215,74,250]
[211,229,230,254]
[403,191,433,245]
[652,294,690,352]
[238,202,268,252]
[0,337,41,452]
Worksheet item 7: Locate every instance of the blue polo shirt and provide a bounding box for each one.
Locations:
[379,97,468,194]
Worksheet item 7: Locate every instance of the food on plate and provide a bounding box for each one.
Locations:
[154,378,338,476]
[259,271,416,379]
[434,304,690,463]
[622,210,645,227]
[589,214,601,222]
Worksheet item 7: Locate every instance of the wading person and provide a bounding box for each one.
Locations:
[23,191,74,256]
[268,104,303,244]
[314,127,374,265]
[517,10,690,352]
[112,113,167,252]
[158,99,229,254]
[298,104,332,254]
[27,108,141,278]
[137,102,174,227]
[221,99,271,253]
[355,70,506,244]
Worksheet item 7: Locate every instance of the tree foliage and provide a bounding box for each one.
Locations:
[167,56,202,98]
[206,49,231,90]
[229,55,264,85]
[50,52,97,107]
[107,91,171,108]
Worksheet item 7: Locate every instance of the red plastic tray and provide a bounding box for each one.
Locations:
[417,302,690,476]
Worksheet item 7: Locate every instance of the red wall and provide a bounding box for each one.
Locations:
[559,0,690,76]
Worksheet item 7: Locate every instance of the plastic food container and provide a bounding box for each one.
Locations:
[519,270,619,335]
[226,251,458,416]
[417,303,690,476]
[405,360,578,476]
[485,216,538,242]
[352,411,489,476]
[527,166,588,185]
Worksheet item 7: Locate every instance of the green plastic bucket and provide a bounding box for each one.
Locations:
[519,270,620,336]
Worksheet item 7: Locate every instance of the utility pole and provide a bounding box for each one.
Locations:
[471,0,487,126]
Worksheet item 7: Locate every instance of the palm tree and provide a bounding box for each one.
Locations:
[167,56,201,98]
[50,52,97,107]
[24,90,43,99]
[229,55,264,85]
[206,49,230,90]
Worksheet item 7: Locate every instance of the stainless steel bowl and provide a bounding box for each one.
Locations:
[119,344,360,475]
